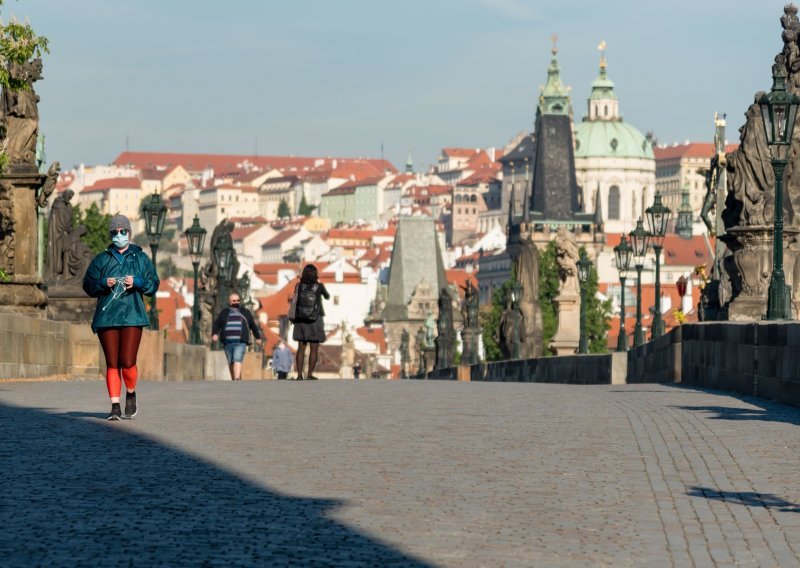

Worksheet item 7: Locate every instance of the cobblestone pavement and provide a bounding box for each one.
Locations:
[3,381,800,566]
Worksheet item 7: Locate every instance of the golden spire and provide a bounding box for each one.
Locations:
[598,40,607,71]
[551,33,558,56]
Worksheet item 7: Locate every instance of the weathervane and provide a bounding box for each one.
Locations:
[551,33,558,55]
[598,40,607,70]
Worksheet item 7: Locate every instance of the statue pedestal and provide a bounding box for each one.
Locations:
[460,327,480,366]
[0,170,48,317]
[549,291,580,355]
[46,285,94,323]
[422,346,436,374]
[435,333,457,369]
[722,225,800,321]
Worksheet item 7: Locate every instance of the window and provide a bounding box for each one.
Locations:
[333,296,340,305]
[608,186,620,220]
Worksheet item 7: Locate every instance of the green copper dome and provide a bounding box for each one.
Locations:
[574,120,654,159]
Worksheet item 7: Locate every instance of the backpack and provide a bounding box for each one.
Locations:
[294,282,319,322]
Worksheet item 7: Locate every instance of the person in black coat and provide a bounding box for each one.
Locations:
[291,264,330,380]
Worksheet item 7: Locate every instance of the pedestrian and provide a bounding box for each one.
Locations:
[82,214,159,421]
[290,264,330,380]
[272,340,293,379]
[212,292,263,381]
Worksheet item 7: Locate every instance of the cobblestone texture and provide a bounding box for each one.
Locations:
[2,381,800,566]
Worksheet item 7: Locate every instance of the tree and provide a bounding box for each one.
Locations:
[297,194,315,216]
[277,199,291,219]
[72,203,111,255]
[479,279,513,361]
[581,247,612,353]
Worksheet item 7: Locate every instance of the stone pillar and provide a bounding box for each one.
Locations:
[0,170,48,317]
[460,327,480,366]
[549,289,580,355]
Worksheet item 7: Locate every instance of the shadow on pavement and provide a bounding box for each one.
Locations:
[0,402,430,567]
[687,486,800,512]
[675,400,800,427]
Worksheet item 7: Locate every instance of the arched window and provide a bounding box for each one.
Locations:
[470,194,477,203]
[604,105,608,117]
[608,186,620,220]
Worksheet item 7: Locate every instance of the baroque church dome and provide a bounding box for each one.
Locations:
[573,54,653,160]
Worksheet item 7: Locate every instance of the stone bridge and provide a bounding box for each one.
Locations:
[3,379,800,566]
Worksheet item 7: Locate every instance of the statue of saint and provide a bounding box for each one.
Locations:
[59,225,93,286]
[461,280,479,329]
[497,287,526,360]
[2,58,43,166]
[554,227,580,295]
[44,189,75,282]
[424,311,436,347]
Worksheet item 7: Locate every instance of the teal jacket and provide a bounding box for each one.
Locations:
[82,244,160,332]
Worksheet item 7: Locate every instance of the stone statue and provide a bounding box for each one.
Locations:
[461,280,479,329]
[424,311,435,347]
[497,286,525,360]
[553,227,580,295]
[44,189,75,282]
[399,328,410,377]
[550,227,582,355]
[435,286,457,369]
[59,225,93,286]
[37,161,59,208]
[341,326,356,368]
[513,234,544,358]
[0,180,14,275]
[198,218,238,344]
[2,59,43,166]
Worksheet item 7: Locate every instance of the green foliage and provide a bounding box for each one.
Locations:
[0,266,9,282]
[157,255,178,279]
[277,198,291,219]
[538,241,560,350]
[0,11,49,92]
[72,202,111,255]
[297,194,315,216]
[482,241,611,360]
[480,278,513,362]
[581,246,612,353]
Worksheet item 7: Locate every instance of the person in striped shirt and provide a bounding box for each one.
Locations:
[212,293,263,380]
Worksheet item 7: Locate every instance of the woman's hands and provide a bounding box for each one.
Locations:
[106,277,117,288]
[106,275,134,290]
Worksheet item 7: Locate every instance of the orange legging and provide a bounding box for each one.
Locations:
[98,326,143,398]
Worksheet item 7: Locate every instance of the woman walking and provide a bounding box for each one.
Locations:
[83,215,159,420]
[291,264,329,380]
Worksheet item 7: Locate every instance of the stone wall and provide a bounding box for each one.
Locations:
[0,312,269,382]
[422,353,627,385]
[626,327,682,384]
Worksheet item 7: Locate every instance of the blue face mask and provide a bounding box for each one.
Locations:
[112,233,129,249]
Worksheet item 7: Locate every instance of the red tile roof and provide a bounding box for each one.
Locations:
[445,269,479,298]
[443,147,481,158]
[82,177,141,192]
[356,326,387,354]
[263,230,300,247]
[231,226,260,241]
[654,143,739,161]
[332,175,384,191]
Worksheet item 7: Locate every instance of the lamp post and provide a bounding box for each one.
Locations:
[212,231,234,350]
[184,215,207,345]
[576,249,592,354]
[645,194,672,339]
[613,235,633,351]
[629,218,650,347]
[759,64,800,319]
[142,191,167,330]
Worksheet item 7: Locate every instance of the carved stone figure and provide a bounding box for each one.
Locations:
[198,218,239,344]
[461,280,479,329]
[44,189,74,282]
[424,311,435,347]
[0,180,14,275]
[2,59,43,166]
[59,225,92,286]
[435,287,457,369]
[553,227,580,295]
[399,328,410,377]
[497,287,525,360]
[416,326,427,373]
[513,234,544,358]
[37,161,59,208]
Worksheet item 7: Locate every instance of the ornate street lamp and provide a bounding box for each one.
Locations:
[142,190,167,330]
[613,235,633,351]
[760,64,800,319]
[212,231,234,349]
[237,271,251,305]
[629,218,650,347]
[646,193,672,339]
[184,215,207,345]
[676,186,693,239]
[576,249,592,354]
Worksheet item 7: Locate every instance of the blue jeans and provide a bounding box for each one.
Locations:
[223,342,246,364]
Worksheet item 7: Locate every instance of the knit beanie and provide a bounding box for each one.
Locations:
[109,214,132,233]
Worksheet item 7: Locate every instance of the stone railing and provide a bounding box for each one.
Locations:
[0,312,268,381]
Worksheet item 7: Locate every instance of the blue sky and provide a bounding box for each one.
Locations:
[17,0,786,171]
